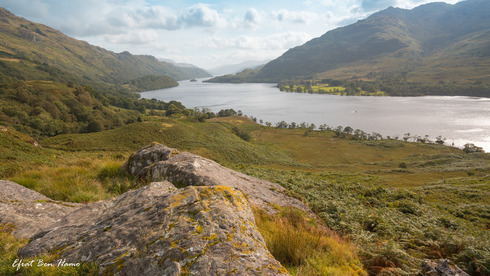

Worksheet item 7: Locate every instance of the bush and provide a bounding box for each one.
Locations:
[232,126,251,141]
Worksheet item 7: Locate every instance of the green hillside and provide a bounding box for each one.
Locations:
[209,0,490,92]
[1,116,488,275]
[0,8,210,87]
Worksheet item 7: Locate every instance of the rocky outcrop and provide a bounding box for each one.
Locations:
[0,143,322,275]
[124,143,311,215]
[123,142,180,176]
[17,181,288,275]
[0,180,81,238]
[421,259,470,276]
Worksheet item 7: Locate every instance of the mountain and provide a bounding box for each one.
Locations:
[208,60,269,76]
[160,58,210,71]
[212,0,490,84]
[0,8,211,87]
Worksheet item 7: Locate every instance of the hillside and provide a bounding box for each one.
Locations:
[0,116,488,275]
[0,8,211,87]
[210,0,490,85]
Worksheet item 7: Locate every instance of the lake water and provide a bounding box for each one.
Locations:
[140,79,490,152]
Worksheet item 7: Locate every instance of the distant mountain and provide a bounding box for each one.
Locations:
[208,60,269,76]
[0,8,211,87]
[211,0,490,84]
[160,59,209,71]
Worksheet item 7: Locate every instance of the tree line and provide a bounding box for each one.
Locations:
[278,77,490,97]
[262,119,484,151]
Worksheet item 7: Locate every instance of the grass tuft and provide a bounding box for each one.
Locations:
[253,207,366,275]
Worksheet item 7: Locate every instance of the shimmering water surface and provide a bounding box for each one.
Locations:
[141,79,490,151]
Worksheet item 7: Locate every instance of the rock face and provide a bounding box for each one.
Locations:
[0,180,81,238]
[125,143,311,215]
[421,259,470,276]
[18,181,288,275]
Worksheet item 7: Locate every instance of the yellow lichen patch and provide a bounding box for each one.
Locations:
[102,251,130,275]
[202,234,218,241]
[169,241,178,249]
[169,187,200,208]
[261,262,290,275]
[194,225,203,234]
[233,241,252,255]
[167,223,175,231]
[204,186,246,210]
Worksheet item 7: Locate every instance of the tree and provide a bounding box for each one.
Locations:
[87,118,104,132]
[463,143,484,154]
[276,121,288,128]
[166,103,180,116]
[343,126,353,134]
[435,136,446,145]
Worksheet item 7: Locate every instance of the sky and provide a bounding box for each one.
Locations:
[2,0,463,70]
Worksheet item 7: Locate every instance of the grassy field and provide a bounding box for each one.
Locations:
[1,116,488,275]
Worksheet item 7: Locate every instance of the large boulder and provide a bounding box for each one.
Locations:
[0,180,81,238]
[18,181,289,275]
[123,142,179,176]
[125,143,311,215]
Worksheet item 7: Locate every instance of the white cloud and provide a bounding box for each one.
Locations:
[243,8,262,28]
[271,9,317,24]
[104,30,159,45]
[204,32,312,51]
[121,6,179,30]
[177,4,226,28]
